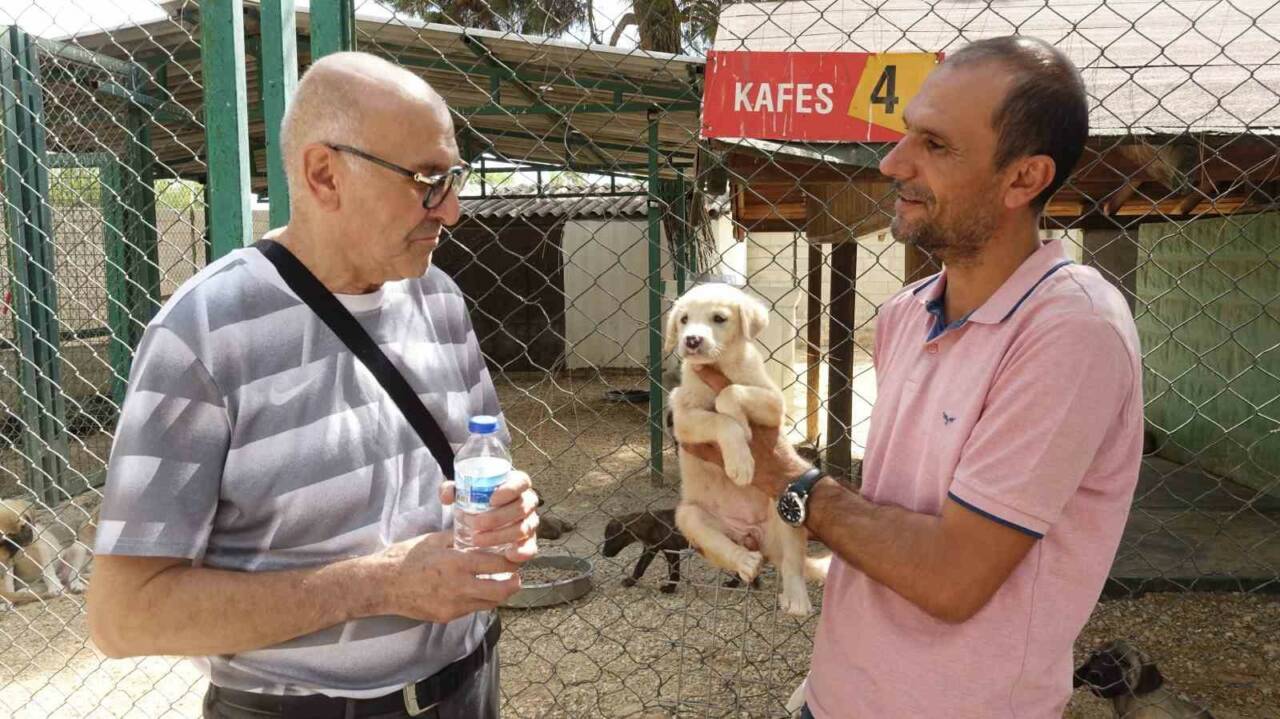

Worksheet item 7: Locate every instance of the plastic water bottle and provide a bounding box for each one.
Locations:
[453,415,512,580]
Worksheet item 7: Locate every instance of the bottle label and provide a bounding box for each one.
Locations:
[456,457,510,511]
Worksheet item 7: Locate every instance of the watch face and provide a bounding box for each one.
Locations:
[778,493,804,525]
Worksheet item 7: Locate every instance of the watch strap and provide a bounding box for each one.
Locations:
[787,466,824,497]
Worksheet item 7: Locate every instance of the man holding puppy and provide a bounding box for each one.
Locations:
[87,52,537,718]
[688,36,1143,717]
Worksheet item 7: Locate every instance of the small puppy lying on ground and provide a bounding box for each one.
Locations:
[602,508,762,593]
[0,498,70,605]
[666,283,829,615]
[1074,639,1214,718]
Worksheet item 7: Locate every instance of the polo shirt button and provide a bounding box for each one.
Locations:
[926,344,939,354]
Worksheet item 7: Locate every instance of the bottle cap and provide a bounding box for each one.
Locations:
[468,415,499,434]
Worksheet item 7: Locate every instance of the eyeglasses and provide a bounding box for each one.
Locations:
[326,143,471,210]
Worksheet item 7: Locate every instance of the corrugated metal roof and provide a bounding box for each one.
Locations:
[462,193,648,219]
[58,2,704,191]
[460,190,729,219]
[715,0,1280,136]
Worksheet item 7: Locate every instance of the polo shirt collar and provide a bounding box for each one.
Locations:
[913,239,1073,326]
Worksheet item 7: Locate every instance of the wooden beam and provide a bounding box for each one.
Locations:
[1105,181,1140,216]
[806,243,823,445]
[826,242,857,482]
[904,243,939,284]
[805,183,892,242]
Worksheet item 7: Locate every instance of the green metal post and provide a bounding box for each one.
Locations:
[673,175,689,294]
[101,159,132,406]
[311,0,354,58]
[101,66,162,404]
[201,0,252,258]
[647,110,664,485]
[261,0,298,228]
[1,26,67,504]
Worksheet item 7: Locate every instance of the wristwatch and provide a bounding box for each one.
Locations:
[777,467,825,527]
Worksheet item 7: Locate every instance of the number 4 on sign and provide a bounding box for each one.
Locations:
[848,53,941,137]
[871,65,899,113]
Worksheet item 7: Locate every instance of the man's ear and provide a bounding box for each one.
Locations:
[736,294,769,341]
[1003,155,1056,211]
[303,143,343,211]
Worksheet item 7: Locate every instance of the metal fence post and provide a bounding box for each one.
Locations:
[261,0,298,229]
[200,0,252,258]
[647,109,664,485]
[312,0,355,58]
[0,26,67,505]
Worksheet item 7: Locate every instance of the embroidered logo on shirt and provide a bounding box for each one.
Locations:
[942,411,956,425]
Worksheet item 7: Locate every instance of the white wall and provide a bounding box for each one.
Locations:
[561,219,672,370]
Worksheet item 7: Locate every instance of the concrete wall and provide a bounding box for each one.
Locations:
[1138,213,1280,496]
[561,218,673,371]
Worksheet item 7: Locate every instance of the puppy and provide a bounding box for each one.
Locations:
[603,509,763,593]
[1074,639,1214,718]
[666,283,829,616]
[58,504,98,593]
[0,498,67,605]
[603,509,687,593]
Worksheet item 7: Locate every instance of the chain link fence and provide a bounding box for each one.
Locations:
[0,0,1276,717]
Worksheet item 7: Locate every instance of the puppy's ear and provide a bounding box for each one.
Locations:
[15,520,33,547]
[663,300,683,354]
[1132,661,1164,695]
[736,293,769,341]
[604,519,622,540]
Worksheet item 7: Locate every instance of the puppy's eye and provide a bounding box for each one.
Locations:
[712,314,727,324]
[680,315,688,325]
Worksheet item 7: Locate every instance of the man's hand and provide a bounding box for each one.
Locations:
[374,531,522,624]
[374,470,540,624]
[439,470,541,563]
[681,367,814,497]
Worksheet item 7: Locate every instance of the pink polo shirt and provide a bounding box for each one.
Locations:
[806,239,1143,718]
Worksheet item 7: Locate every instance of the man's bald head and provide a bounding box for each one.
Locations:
[280,52,449,189]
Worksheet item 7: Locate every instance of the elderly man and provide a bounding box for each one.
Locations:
[87,52,537,719]
[689,36,1143,717]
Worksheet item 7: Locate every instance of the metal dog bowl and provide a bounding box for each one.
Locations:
[603,388,649,404]
[502,555,594,609]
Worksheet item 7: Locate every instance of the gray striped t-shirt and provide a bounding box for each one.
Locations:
[96,245,505,697]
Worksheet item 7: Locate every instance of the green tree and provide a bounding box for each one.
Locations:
[387,0,722,54]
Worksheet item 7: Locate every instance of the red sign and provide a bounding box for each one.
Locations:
[700,50,942,143]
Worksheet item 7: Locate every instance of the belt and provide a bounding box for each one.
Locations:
[208,615,501,718]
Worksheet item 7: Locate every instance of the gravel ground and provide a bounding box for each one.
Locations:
[0,372,1275,717]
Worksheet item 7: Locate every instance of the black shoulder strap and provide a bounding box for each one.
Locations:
[254,239,455,480]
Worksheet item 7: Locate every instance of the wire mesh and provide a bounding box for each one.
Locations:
[0,1,1274,717]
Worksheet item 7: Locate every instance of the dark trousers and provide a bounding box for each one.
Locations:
[202,647,500,719]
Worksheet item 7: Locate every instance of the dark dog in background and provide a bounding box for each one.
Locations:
[603,508,762,593]
[603,509,686,593]
[1074,639,1214,718]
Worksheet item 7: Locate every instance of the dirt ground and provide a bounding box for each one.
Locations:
[0,372,1276,717]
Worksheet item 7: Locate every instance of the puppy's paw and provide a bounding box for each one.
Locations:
[621,577,637,588]
[659,582,678,594]
[724,451,755,487]
[714,392,751,440]
[734,550,763,584]
[779,587,813,616]
[68,577,89,594]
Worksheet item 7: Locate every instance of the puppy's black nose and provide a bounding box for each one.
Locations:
[684,335,702,350]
